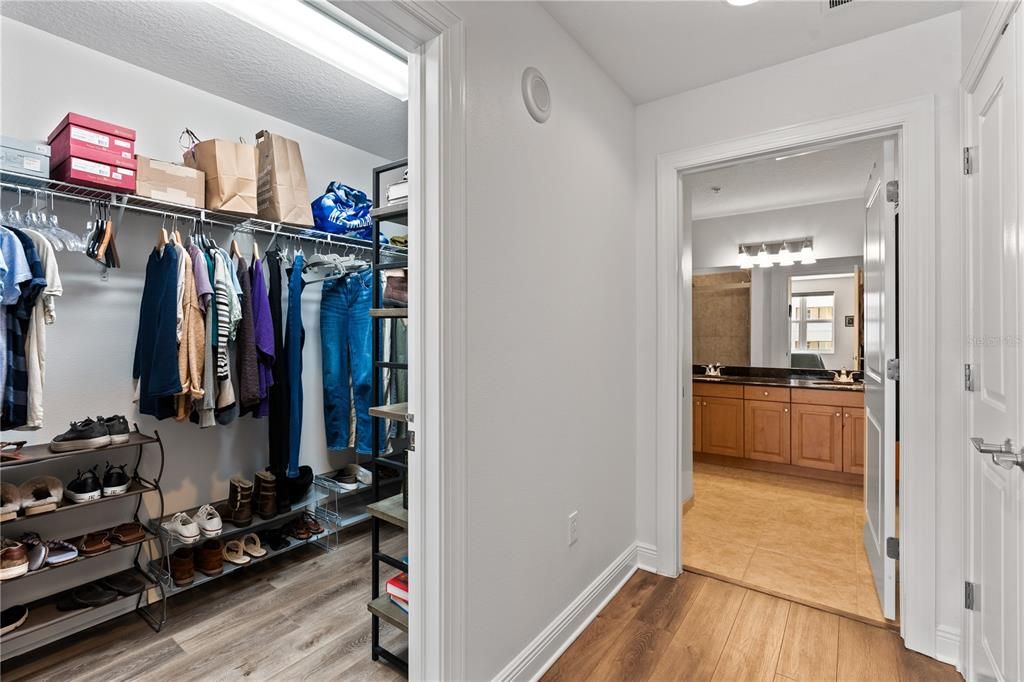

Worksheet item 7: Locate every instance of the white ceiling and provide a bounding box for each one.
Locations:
[543,0,961,104]
[0,1,408,160]
[690,137,881,220]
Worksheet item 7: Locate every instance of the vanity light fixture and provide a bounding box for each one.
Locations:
[737,246,753,269]
[777,243,795,266]
[800,240,817,264]
[756,243,773,268]
[735,238,813,269]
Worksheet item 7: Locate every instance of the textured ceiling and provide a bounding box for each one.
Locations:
[690,138,881,220]
[0,0,407,159]
[543,0,961,104]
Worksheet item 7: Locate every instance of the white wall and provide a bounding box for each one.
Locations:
[455,2,637,678]
[692,198,864,270]
[0,20,390,516]
[634,11,964,655]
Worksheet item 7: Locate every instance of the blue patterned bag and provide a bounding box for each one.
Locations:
[310,182,383,242]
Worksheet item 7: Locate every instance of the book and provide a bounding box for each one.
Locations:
[390,595,409,613]
[386,573,408,602]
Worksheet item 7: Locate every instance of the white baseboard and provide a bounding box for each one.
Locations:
[494,543,639,682]
[935,625,961,669]
[636,542,658,572]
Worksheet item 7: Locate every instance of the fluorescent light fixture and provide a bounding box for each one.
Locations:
[774,149,818,162]
[777,243,794,266]
[726,0,760,6]
[800,241,817,264]
[738,247,752,269]
[214,0,408,101]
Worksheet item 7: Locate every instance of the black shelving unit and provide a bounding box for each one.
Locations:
[0,427,167,661]
[368,158,410,674]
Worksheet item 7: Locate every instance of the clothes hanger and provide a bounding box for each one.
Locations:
[230,229,243,259]
[157,213,169,250]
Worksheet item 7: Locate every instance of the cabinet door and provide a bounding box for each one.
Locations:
[842,407,866,475]
[745,400,791,463]
[701,397,744,457]
[790,403,843,471]
[693,397,703,454]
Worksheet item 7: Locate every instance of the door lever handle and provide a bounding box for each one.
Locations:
[970,437,1024,471]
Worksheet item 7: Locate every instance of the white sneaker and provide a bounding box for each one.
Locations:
[193,504,222,537]
[355,466,373,486]
[162,512,200,544]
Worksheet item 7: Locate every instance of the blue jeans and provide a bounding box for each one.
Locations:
[286,254,305,477]
[320,268,383,454]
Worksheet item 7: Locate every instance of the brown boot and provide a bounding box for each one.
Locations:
[195,539,224,577]
[253,471,277,520]
[228,476,253,527]
[170,547,194,586]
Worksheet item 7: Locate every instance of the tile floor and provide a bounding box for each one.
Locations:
[682,462,886,624]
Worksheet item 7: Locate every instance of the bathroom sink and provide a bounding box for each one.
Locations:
[697,377,724,382]
[810,381,862,389]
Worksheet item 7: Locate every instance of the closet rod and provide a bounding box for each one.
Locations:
[0,171,407,256]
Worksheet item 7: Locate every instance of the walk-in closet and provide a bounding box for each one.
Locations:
[0,2,415,677]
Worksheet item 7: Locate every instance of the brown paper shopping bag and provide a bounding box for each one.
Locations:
[181,130,258,215]
[255,130,314,226]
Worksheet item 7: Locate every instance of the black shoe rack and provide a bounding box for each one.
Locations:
[0,426,166,662]
[367,158,411,674]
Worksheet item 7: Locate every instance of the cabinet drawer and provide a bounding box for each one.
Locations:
[693,382,744,399]
[790,388,864,408]
[743,385,791,403]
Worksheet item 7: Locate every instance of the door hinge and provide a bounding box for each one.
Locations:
[886,358,900,381]
[963,147,974,175]
[965,581,980,611]
[965,363,975,392]
[407,430,415,452]
[886,536,899,560]
[885,180,899,203]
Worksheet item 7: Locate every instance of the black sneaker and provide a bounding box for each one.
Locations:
[49,418,111,453]
[102,415,130,445]
[65,467,102,504]
[102,462,131,497]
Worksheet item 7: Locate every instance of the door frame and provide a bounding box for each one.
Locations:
[653,97,938,655]
[338,2,468,679]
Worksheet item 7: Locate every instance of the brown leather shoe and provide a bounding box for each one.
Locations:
[170,547,194,587]
[195,539,224,577]
[0,540,29,580]
[228,477,253,527]
[72,532,111,557]
[110,522,146,546]
[253,471,277,520]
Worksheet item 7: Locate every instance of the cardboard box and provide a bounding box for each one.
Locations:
[255,130,314,225]
[0,136,51,179]
[52,157,136,192]
[183,139,257,215]
[136,156,205,208]
[47,113,136,170]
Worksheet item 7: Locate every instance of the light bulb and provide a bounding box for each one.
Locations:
[800,242,816,265]
[778,244,794,266]
[737,248,752,269]
[757,244,772,268]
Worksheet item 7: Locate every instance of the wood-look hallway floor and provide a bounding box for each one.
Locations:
[1,525,407,682]
[542,570,960,682]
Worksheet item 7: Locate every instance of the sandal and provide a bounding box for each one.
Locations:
[72,532,111,557]
[222,540,250,566]
[240,533,267,558]
[283,520,310,541]
[301,512,324,535]
[258,529,288,552]
[110,522,146,546]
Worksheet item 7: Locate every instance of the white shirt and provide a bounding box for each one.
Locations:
[21,229,62,430]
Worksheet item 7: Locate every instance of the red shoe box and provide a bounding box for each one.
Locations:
[47,113,137,170]
[52,157,136,192]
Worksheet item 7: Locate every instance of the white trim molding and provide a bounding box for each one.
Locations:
[342,2,467,679]
[961,0,1021,92]
[653,96,939,656]
[935,625,962,668]
[636,542,659,572]
[495,544,641,682]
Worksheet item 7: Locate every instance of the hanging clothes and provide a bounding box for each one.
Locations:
[211,249,237,424]
[235,255,260,414]
[0,226,31,411]
[286,252,305,478]
[21,229,62,430]
[175,243,206,422]
[265,249,290,475]
[249,256,274,418]
[3,227,47,430]
[133,244,181,419]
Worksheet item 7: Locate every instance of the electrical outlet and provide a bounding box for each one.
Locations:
[568,511,579,546]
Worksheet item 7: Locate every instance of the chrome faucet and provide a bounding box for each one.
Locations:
[704,363,723,377]
[832,367,855,384]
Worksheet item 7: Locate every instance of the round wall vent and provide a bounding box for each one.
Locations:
[522,67,551,123]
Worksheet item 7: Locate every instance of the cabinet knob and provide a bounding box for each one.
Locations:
[845,413,850,418]
[835,412,841,417]
[784,408,789,413]
[763,391,769,396]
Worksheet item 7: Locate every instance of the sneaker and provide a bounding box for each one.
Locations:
[162,512,200,544]
[65,467,103,503]
[193,504,223,538]
[0,539,29,580]
[103,415,130,445]
[102,462,131,496]
[49,418,111,453]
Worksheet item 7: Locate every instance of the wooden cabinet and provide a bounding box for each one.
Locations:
[693,397,703,454]
[843,407,866,475]
[791,403,844,471]
[701,397,744,458]
[745,400,791,463]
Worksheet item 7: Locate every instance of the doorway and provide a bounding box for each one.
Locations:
[681,135,897,624]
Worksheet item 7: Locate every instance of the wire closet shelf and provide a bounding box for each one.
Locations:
[0,170,408,258]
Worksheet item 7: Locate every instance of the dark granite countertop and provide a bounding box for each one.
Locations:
[692,374,864,392]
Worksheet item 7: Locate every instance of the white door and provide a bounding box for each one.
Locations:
[862,137,898,620]
[965,11,1023,682]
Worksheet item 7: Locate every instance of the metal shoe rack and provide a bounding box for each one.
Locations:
[365,158,411,673]
[0,427,166,662]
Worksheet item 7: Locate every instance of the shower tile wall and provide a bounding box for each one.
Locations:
[693,271,751,366]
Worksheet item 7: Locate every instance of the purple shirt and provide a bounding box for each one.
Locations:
[249,257,275,418]
[188,243,214,311]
